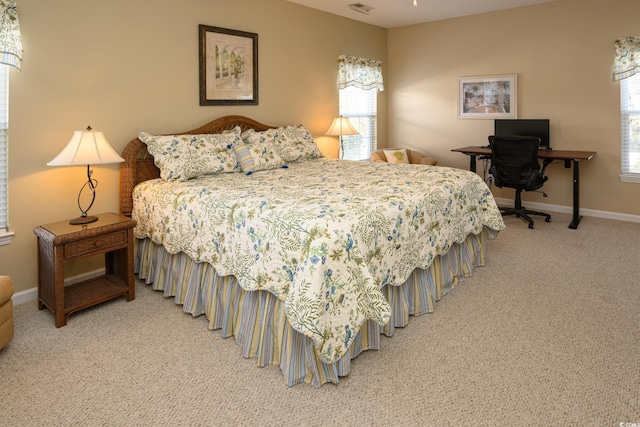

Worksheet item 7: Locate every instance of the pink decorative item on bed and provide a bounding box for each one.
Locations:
[120,115,505,387]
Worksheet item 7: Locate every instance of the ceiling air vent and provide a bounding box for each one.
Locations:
[349,3,374,14]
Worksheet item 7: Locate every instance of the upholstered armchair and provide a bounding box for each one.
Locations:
[371,147,437,166]
[0,275,14,350]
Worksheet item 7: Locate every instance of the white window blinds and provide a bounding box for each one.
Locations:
[620,74,640,181]
[0,65,8,231]
[337,56,383,161]
[339,86,377,161]
[614,37,640,182]
[0,1,21,242]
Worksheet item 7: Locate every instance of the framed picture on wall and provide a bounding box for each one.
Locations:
[199,25,258,105]
[458,75,517,119]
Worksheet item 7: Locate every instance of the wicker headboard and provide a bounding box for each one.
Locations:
[119,115,274,217]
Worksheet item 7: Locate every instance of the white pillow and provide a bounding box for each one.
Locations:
[384,148,409,164]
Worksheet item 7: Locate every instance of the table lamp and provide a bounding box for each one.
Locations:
[47,126,124,225]
[325,116,358,159]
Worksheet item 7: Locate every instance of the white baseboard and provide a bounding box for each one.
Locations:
[12,287,38,306]
[13,268,105,306]
[493,198,640,223]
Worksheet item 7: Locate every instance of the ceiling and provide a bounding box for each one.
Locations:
[286,0,557,28]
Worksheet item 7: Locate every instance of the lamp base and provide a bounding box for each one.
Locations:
[69,215,98,225]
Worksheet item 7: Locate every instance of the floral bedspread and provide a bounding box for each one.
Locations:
[132,158,505,363]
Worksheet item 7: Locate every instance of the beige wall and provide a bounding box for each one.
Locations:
[1,0,388,294]
[6,0,640,296]
[388,0,640,216]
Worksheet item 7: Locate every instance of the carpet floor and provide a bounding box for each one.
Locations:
[1,213,639,426]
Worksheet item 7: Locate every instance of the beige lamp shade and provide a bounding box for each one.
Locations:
[325,116,359,159]
[47,126,123,225]
[325,116,358,137]
[47,127,124,166]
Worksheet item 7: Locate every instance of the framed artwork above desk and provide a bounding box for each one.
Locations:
[458,75,517,119]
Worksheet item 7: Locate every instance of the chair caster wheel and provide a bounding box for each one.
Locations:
[545,217,551,222]
[528,223,534,229]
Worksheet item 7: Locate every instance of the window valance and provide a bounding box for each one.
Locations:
[337,55,384,91]
[0,0,22,71]
[613,37,640,81]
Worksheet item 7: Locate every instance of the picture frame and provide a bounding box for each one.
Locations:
[458,74,517,119]
[199,25,258,106]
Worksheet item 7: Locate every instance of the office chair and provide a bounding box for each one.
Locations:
[488,135,552,229]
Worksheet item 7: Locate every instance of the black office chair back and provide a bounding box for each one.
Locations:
[488,135,547,191]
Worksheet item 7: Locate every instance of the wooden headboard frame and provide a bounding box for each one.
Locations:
[119,115,274,217]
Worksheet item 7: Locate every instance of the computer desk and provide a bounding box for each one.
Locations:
[452,146,596,229]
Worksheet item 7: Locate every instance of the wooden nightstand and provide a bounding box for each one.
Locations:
[34,212,136,327]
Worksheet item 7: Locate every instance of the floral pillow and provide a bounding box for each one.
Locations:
[233,140,287,175]
[138,130,241,181]
[384,148,409,164]
[241,128,278,145]
[274,125,323,163]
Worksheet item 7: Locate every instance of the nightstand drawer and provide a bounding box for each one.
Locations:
[64,230,128,260]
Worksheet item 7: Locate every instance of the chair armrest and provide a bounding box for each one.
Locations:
[541,158,553,175]
[0,276,13,304]
[407,149,437,166]
[419,156,438,166]
[370,151,385,162]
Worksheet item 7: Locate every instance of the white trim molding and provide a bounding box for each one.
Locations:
[0,230,14,245]
[620,173,640,184]
[493,198,640,223]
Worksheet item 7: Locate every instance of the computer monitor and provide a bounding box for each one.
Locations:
[494,119,550,149]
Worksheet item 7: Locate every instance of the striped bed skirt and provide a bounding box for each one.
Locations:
[135,226,497,387]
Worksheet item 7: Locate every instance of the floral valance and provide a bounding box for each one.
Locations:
[337,55,384,91]
[0,0,22,71]
[613,37,640,81]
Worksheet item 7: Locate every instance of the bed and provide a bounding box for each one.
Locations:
[120,115,505,387]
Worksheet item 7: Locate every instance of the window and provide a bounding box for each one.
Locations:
[0,0,22,245]
[336,55,383,161]
[614,36,640,183]
[621,73,640,182]
[339,86,377,161]
[0,65,10,244]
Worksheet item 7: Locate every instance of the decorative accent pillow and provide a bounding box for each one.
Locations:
[138,130,241,181]
[232,141,287,175]
[274,125,323,163]
[232,143,255,174]
[383,148,409,164]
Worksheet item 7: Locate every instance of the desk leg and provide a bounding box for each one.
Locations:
[569,159,581,229]
[469,154,477,173]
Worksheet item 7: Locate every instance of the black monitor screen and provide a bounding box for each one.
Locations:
[494,119,550,149]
